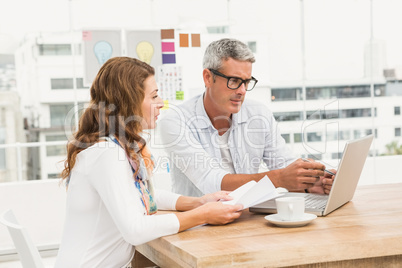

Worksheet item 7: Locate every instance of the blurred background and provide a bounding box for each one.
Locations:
[1,0,401,185]
[0,0,401,264]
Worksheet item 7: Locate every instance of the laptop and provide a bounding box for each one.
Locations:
[249,134,374,216]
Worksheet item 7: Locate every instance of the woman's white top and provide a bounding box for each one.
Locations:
[55,141,180,268]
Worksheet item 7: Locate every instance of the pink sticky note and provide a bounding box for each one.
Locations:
[162,42,175,52]
[82,31,92,41]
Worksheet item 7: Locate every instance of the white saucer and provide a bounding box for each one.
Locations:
[264,213,317,228]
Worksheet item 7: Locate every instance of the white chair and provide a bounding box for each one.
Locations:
[0,209,45,268]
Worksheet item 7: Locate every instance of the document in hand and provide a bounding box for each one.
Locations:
[223,175,281,210]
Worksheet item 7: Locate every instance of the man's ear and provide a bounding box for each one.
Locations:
[203,68,212,88]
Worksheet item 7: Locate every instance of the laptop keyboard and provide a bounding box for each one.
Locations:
[304,194,328,210]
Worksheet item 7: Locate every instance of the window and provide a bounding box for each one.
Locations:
[395,128,401,137]
[39,44,71,55]
[247,41,257,53]
[331,152,343,159]
[326,131,338,142]
[281,134,290,143]
[340,108,372,118]
[46,135,67,156]
[294,133,302,143]
[49,104,75,127]
[271,88,302,101]
[374,85,386,96]
[206,26,229,34]
[354,129,374,139]
[307,87,337,100]
[51,78,73,89]
[49,103,86,127]
[0,127,5,169]
[337,85,371,98]
[76,78,88,89]
[274,111,302,122]
[395,106,401,115]
[51,78,88,90]
[307,154,322,160]
[48,173,61,179]
[339,130,351,140]
[307,132,322,142]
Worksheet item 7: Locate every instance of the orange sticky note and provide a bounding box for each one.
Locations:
[180,34,189,47]
[191,34,201,47]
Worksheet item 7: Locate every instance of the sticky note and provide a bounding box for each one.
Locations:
[162,42,175,52]
[162,100,169,110]
[176,91,184,100]
[82,31,92,41]
[162,54,176,64]
[161,29,174,39]
[191,34,201,47]
[179,34,189,47]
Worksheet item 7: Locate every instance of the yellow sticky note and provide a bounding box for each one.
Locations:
[162,100,169,110]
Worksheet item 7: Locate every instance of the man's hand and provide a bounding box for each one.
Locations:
[277,158,325,192]
[308,169,336,194]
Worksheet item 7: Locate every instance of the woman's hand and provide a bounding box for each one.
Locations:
[176,191,233,211]
[200,202,243,225]
[176,199,243,231]
[199,191,233,205]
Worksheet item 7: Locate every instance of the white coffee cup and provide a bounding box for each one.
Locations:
[275,197,305,221]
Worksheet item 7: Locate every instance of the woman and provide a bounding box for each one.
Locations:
[55,57,243,268]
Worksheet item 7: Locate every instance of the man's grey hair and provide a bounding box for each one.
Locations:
[202,38,255,70]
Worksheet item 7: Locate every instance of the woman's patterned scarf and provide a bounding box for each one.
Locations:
[110,135,157,215]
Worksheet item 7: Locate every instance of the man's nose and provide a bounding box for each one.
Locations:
[235,82,247,94]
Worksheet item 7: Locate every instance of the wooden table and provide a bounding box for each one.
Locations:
[136,183,402,267]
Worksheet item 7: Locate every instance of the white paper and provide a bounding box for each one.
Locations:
[223,175,281,209]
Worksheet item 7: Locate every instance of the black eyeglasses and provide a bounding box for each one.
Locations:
[209,69,258,91]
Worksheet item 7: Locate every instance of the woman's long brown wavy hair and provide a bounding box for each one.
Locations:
[61,57,155,182]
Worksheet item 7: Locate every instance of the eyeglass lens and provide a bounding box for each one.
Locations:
[228,77,256,90]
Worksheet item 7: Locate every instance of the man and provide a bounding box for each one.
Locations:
[159,38,335,197]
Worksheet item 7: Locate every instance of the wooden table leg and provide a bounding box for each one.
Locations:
[131,250,158,268]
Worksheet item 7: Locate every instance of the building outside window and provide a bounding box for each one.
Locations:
[49,103,86,128]
[341,108,372,118]
[46,135,67,156]
[281,134,290,143]
[326,131,338,141]
[247,41,257,53]
[271,88,302,101]
[274,111,302,121]
[206,26,229,34]
[307,132,322,142]
[395,127,401,137]
[395,106,401,115]
[48,173,61,179]
[39,44,72,56]
[307,154,322,160]
[49,104,75,127]
[339,130,351,140]
[354,129,373,139]
[51,78,88,90]
[0,127,5,170]
[294,133,302,143]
